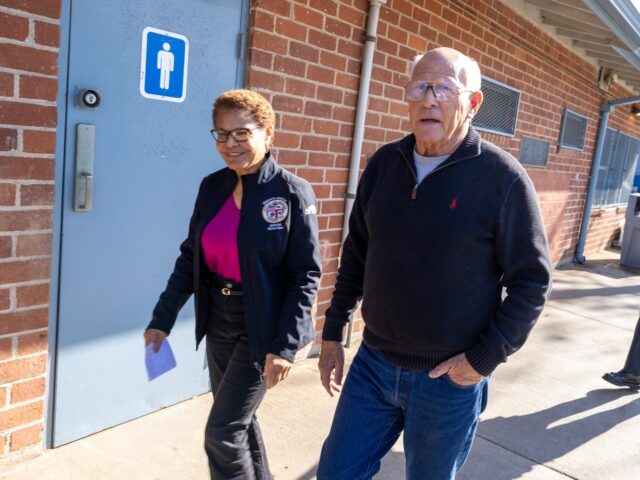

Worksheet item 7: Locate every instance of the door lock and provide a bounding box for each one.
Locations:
[79,89,100,108]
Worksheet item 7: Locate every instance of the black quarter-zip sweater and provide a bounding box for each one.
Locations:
[148,155,321,367]
[323,128,552,376]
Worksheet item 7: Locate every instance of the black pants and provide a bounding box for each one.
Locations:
[623,315,640,375]
[204,279,271,480]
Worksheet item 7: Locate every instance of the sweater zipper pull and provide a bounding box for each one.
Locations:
[411,184,417,200]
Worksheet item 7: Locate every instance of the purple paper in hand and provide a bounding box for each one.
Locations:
[145,338,177,381]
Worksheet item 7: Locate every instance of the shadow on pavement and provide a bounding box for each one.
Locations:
[473,388,640,479]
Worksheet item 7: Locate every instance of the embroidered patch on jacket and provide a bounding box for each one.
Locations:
[304,204,317,215]
[262,197,289,229]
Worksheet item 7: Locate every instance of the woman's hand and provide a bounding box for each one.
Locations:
[144,328,168,353]
[262,353,292,389]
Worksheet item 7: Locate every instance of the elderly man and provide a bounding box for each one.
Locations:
[317,47,552,479]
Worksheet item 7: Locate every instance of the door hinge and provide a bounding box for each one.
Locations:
[236,33,246,60]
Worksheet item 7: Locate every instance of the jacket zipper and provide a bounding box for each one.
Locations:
[237,174,264,380]
[398,147,476,200]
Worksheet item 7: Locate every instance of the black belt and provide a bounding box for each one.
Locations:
[211,278,243,296]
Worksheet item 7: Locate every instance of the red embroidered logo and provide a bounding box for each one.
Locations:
[449,198,458,209]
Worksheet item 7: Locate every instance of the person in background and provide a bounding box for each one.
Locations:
[603,314,640,388]
[317,47,552,479]
[145,89,321,479]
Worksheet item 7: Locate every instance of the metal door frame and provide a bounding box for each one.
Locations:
[46,0,250,448]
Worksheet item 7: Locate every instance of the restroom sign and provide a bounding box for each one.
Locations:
[140,27,189,103]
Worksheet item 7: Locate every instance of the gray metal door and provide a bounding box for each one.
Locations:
[53,0,247,446]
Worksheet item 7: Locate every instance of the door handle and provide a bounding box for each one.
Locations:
[79,172,93,209]
[73,124,95,212]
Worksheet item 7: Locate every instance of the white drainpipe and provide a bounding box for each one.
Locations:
[341,0,387,346]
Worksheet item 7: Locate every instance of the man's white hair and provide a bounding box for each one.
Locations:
[409,51,482,91]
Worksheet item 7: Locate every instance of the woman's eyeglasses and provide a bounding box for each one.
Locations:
[210,126,260,143]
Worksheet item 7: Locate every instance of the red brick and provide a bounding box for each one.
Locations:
[11,376,45,404]
[0,259,51,285]
[34,20,59,47]
[320,51,347,71]
[326,168,349,184]
[247,49,273,69]
[0,44,58,75]
[325,18,351,38]
[274,56,306,77]
[304,101,332,118]
[0,236,10,258]
[0,12,29,41]
[294,5,323,29]
[16,234,51,257]
[19,76,57,102]
[271,94,303,114]
[247,69,284,92]
[16,331,47,356]
[332,106,355,123]
[251,31,288,56]
[338,39,361,59]
[0,128,18,151]
[9,423,42,451]
[339,4,366,26]
[307,65,336,84]
[274,132,300,149]
[0,210,52,232]
[258,0,290,17]
[295,168,325,183]
[275,18,307,42]
[0,157,54,180]
[23,130,56,155]
[289,41,319,62]
[0,183,16,205]
[330,138,352,154]
[20,184,53,206]
[0,400,44,431]
[0,338,11,359]
[0,101,56,127]
[308,30,337,51]
[335,72,359,90]
[309,152,333,168]
[0,72,13,96]
[316,86,343,104]
[312,120,340,136]
[252,10,275,32]
[276,149,307,166]
[0,308,48,336]
[282,115,311,132]
[285,78,315,98]
[0,355,46,384]
[0,0,61,18]
[16,283,48,308]
[309,0,337,15]
[301,136,328,151]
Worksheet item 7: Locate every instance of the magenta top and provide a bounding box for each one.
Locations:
[201,194,242,282]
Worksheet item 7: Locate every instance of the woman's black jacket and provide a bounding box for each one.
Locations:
[147,155,321,367]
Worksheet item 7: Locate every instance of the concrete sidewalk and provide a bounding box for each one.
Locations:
[1,250,639,479]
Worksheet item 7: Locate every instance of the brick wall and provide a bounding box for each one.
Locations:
[0,0,60,454]
[246,0,640,326]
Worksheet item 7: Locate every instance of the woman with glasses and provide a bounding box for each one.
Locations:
[144,89,321,479]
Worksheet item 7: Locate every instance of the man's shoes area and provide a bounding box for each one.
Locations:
[602,371,640,389]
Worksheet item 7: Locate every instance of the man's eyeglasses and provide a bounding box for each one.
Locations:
[405,80,473,102]
[210,126,261,143]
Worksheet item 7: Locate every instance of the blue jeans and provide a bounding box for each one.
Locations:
[317,343,488,480]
